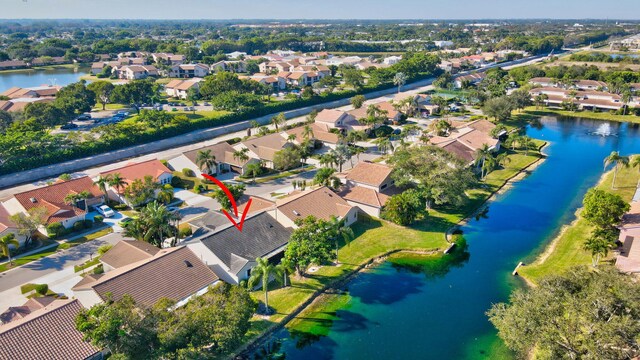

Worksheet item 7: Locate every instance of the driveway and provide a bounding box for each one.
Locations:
[173,188,220,222]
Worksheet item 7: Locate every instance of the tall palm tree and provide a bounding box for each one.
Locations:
[0,233,19,265]
[621,90,633,116]
[233,148,250,164]
[603,151,630,189]
[374,137,393,154]
[157,185,174,204]
[393,72,407,93]
[93,175,111,203]
[475,144,493,180]
[330,217,354,263]
[271,113,286,131]
[276,258,294,287]
[246,162,262,183]
[141,202,178,247]
[195,149,216,175]
[302,125,314,140]
[248,257,282,314]
[107,173,127,204]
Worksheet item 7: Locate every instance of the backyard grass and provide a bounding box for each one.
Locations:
[519,164,640,284]
[523,106,640,124]
[235,143,546,356]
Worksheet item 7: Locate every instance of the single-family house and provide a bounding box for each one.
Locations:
[284,123,341,147]
[273,186,358,228]
[99,159,173,204]
[0,299,102,360]
[152,53,185,65]
[454,72,486,88]
[242,74,286,91]
[0,204,25,248]
[186,212,292,284]
[3,177,104,230]
[239,133,295,169]
[112,65,159,80]
[315,109,358,130]
[338,162,397,217]
[164,78,203,99]
[210,60,247,73]
[72,246,219,308]
[168,141,260,177]
[1,296,56,325]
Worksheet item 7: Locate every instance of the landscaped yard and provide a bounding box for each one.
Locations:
[236,142,546,355]
[519,164,640,284]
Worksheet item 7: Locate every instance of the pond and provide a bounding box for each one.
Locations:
[0,66,91,90]
[249,116,640,360]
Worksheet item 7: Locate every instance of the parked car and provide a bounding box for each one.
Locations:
[204,102,211,106]
[60,122,78,130]
[97,205,115,218]
[183,107,190,111]
[166,206,179,212]
[76,114,91,121]
[120,217,133,227]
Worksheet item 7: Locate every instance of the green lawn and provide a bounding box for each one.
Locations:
[235,144,545,355]
[519,164,640,284]
[523,106,640,124]
[91,103,128,111]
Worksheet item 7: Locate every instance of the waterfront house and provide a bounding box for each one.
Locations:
[616,201,640,274]
[273,186,358,228]
[338,161,397,217]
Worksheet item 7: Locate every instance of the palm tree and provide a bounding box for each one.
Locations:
[195,149,216,175]
[393,72,407,93]
[0,233,19,265]
[286,134,297,143]
[374,137,393,154]
[302,125,314,140]
[64,190,92,221]
[603,151,630,189]
[496,153,511,169]
[319,153,337,169]
[233,148,250,164]
[157,185,174,204]
[519,136,537,156]
[330,217,354,263]
[246,162,262,183]
[93,175,111,203]
[330,145,352,172]
[630,155,640,187]
[276,258,294,287]
[141,202,179,247]
[621,90,633,116]
[271,113,286,131]
[248,257,282,314]
[475,144,493,180]
[583,232,611,267]
[107,173,127,204]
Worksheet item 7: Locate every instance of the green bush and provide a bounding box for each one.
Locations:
[93,264,104,275]
[73,221,85,232]
[195,184,205,193]
[34,284,48,296]
[113,204,128,210]
[171,177,183,187]
[228,137,242,144]
[182,168,195,177]
[46,222,65,238]
[93,215,104,223]
[373,125,394,138]
[179,227,193,238]
[160,159,169,167]
[97,244,113,255]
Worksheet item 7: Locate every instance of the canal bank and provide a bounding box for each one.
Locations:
[245,116,640,360]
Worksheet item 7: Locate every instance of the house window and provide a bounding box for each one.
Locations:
[246,268,251,278]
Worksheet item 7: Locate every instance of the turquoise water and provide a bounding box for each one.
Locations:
[250,116,640,360]
[0,66,90,90]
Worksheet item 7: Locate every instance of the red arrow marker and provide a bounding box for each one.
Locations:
[202,174,252,232]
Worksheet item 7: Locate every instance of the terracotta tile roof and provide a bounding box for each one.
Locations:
[100,240,160,269]
[0,204,16,233]
[339,185,394,208]
[276,186,353,223]
[183,142,249,169]
[345,162,393,187]
[347,106,368,120]
[100,159,172,185]
[616,202,640,273]
[374,101,400,119]
[73,246,218,306]
[13,176,102,224]
[237,195,275,215]
[285,123,341,144]
[456,129,499,150]
[0,299,100,360]
[439,139,477,163]
[316,109,348,123]
[464,119,496,133]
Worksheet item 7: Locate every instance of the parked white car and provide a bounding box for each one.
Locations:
[97,205,115,218]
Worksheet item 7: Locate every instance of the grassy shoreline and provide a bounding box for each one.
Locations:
[0,63,87,74]
[523,107,640,124]
[518,164,640,285]
[232,144,546,358]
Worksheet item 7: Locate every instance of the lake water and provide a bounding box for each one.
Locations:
[0,66,90,91]
[250,116,640,359]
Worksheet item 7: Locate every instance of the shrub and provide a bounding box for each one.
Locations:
[97,244,113,255]
[195,184,205,193]
[93,215,104,223]
[373,125,394,138]
[179,227,193,238]
[34,284,48,296]
[182,168,195,177]
[73,221,85,232]
[113,204,128,210]
[171,177,183,187]
[82,220,94,229]
[160,159,169,167]
[93,264,104,275]
[46,222,65,238]
[58,173,72,181]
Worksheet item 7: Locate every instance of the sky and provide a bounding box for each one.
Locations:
[3,0,640,20]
